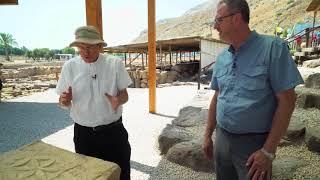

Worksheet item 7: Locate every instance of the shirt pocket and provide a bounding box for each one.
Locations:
[213,68,229,89]
[240,66,268,91]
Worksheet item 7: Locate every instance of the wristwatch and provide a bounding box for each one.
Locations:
[261,148,276,161]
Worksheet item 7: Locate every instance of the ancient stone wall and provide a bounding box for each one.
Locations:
[128,69,180,88]
[0,66,61,100]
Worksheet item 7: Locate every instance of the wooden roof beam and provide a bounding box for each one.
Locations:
[0,0,18,5]
[306,0,320,11]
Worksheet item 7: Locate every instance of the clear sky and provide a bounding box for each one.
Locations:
[0,0,208,50]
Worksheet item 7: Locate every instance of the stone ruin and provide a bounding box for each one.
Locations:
[0,64,61,100]
[127,61,200,88]
[0,59,201,101]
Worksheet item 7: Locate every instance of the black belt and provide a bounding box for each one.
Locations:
[75,117,122,132]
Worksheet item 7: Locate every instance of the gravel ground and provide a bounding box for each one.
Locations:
[0,84,215,180]
[0,89,71,153]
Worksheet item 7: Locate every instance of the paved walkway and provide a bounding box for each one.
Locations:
[0,85,214,179]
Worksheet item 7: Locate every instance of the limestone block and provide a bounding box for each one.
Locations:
[140,83,147,88]
[135,70,142,79]
[141,71,148,79]
[141,79,148,84]
[134,78,141,88]
[159,71,168,84]
[166,71,178,83]
[0,141,120,180]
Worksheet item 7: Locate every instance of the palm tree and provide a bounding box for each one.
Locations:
[0,33,18,61]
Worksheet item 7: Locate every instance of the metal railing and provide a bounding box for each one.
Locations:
[285,25,320,48]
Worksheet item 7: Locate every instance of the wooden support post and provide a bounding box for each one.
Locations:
[169,45,172,66]
[129,53,132,69]
[176,52,178,64]
[85,0,103,38]
[142,53,145,70]
[124,53,127,66]
[198,45,201,90]
[146,52,148,66]
[148,0,156,113]
[306,28,310,48]
[311,11,317,45]
[159,44,162,69]
[164,53,166,69]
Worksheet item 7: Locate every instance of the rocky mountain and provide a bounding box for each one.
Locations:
[132,0,319,43]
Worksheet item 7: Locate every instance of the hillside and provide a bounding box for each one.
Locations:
[132,0,318,43]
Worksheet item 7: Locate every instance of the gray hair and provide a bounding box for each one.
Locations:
[218,0,250,23]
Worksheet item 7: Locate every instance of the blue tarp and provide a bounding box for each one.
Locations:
[292,22,318,36]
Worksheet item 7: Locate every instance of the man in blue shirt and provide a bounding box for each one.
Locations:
[202,0,304,180]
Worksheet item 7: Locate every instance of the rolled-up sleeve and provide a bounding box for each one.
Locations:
[269,39,304,93]
[116,59,132,91]
[55,63,70,95]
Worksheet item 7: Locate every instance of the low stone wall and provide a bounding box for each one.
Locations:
[127,62,199,88]
[0,61,200,100]
[128,69,180,88]
[0,65,61,100]
[2,66,61,79]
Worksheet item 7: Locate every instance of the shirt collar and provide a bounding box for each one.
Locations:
[228,30,258,54]
[81,53,102,65]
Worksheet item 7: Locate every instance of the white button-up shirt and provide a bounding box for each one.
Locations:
[56,54,132,127]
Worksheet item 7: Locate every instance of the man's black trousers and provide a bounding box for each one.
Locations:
[73,118,131,180]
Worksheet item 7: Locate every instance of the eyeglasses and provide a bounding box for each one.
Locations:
[77,44,100,53]
[211,13,236,26]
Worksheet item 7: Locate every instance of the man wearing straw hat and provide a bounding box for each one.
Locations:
[56,25,132,180]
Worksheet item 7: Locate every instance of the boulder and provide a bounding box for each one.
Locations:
[284,115,306,141]
[305,73,320,89]
[166,139,214,172]
[173,107,207,127]
[272,157,307,180]
[305,126,320,152]
[158,124,191,154]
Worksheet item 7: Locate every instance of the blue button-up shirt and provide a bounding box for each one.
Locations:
[210,31,304,134]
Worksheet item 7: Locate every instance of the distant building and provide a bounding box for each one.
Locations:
[54,54,74,60]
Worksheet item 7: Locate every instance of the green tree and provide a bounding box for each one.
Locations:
[0,33,18,61]
[32,49,41,61]
[61,47,75,55]
[25,50,33,59]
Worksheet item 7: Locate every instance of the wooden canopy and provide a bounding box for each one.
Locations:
[104,36,224,53]
[0,0,18,5]
[306,0,320,11]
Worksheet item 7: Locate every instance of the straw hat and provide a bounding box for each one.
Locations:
[69,25,107,47]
